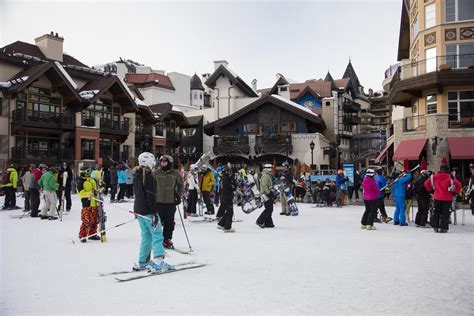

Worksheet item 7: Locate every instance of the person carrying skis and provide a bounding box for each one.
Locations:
[133,152,174,272]
[374,167,392,223]
[199,166,215,215]
[217,165,237,232]
[37,165,59,220]
[155,155,183,249]
[414,169,432,228]
[392,170,413,226]
[360,169,381,230]
[256,164,275,228]
[78,168,100,242]
[424,159,461,233]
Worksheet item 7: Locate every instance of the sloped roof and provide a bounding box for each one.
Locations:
[342,60,362,90]
[190,74,204,91]
[125,73,175,90]
[148,103,189,126]
[397,0,410,61]
[205,64,259,97]
[204,94,325,135]
[186,115,203,126]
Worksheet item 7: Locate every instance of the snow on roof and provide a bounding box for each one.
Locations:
[0,76,29,88]
[79,90,99,100]
[270,94,321,118]
[115,75,136,102]
[134,98,147,106]
[54,61,77,90]
[171,106,183,112]
[223,64,259,96]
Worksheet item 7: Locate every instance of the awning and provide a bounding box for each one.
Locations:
[392,138,427,161]
[374,139,394,164]
[447,137,474,159]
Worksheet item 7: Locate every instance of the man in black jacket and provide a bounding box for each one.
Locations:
[109,164,118,202]
[217,165,236,232]
[414,170,432,227]
[58,163,73,212]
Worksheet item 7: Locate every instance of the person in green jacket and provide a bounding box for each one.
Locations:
[256,164,275,228]
[154,155,183,249]
[37,166,59,220]
[1,164,19,210]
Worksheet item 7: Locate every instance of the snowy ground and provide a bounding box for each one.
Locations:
[1,194,473,315]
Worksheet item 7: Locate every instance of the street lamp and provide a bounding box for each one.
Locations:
[309,140,315,169]
[285,136,289,164]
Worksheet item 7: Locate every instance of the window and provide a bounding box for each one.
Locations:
[243,124,257,134]
[199,94,202,100]
[446,44,474,68]
[193,93,197,100]
[155,121,166,137]
[425,47,436,72]
[281,122,296,132]
[425,3,436,28]
[412,16,419,40]
[446,0,474,22]
[325,101,331,107]
[426,94,437,114]
[448,91,474,122]
[0,135,8,154]
[183,128,196,137]
[279,86,288,92]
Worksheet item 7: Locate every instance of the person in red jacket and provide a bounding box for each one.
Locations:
[424,158,462,233]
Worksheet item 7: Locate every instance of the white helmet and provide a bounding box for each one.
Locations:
[365,169,375,177]
[138,152,156,170]
[264,164,272,171]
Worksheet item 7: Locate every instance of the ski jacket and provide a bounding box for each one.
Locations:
[22,171,32,191]
[2,167,18,188]
[374,174,387,198]
[110,167,118,185]
[260,169,273,195]
[214,165,222,190]
[415,175,431,200]
[29,168,42,190]
[362,177,381,201]
[125,169,133,185]
[424,172,462,201]
[154,168,183,204]
[200,170,215,192]
[186,172,198,190]
[133,166,158,215]
[118,169,127,184]
[38,171,58,192]
[220,173,236,205]
[58,168,73,189]
[335,174,348,189]
[78,177,98,207]
[391,173,413,199]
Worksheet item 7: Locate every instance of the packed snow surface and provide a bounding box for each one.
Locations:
[1,195,472,315]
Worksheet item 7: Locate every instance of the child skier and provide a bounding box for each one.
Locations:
[217,165,236,232]
[78,168,100,242]
[360,169,381,230]
[133,152,173,272]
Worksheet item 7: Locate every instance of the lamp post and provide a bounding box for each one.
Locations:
[309,140,315,170]
[285,136,289,164]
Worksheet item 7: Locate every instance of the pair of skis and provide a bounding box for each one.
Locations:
[100,261,206,282]
[380,164,420,190]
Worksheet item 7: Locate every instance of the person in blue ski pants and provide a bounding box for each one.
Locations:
[392,172,413,226]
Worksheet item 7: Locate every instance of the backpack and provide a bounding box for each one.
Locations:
[1,170,11,185]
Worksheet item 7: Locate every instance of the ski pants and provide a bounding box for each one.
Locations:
[393,197,406,224]
[257,199,274,227]
[218,201,234,230]
[202,191,214,214]
[57,188,72,211]
[377,198,388,218]
[29,188,40,216]
[336,189,344,207]
[79,206,98,238]
[361,199,378,226]
[280,194,288,214]
[138,214,165,263]
[415,197,430,226]
[40,191,57,217]
[117,183,126,200]
[187,189,197,214]
[157,203,176,241]
[24,190,30,211]
[3,186,16,208]
[110,184,117,201]
[431,200,451,231]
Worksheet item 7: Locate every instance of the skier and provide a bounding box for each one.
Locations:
[58,162,73,212]
[424,158,461,233]
[37,165,59,220]
[109,164,118,202]
[414,170,432,228]
[133,152,174,272]
[360,169,381,230]
[29,164,43,217]
[374,167,392,223]
[468,163,474,216]
[125,167,134,199]
[256,164,275,228]
[213,163,222,207]
[78,168,100,242]
[217,165,236,232]
[21,165,33,213]
[199,166,215,215]
[117,164,127,202]
[391,170,413,226]
[185,168,198,217]
[1,164,19,210]
[154,155,183,249]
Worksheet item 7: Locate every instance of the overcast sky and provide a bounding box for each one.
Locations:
[1,0,402,91]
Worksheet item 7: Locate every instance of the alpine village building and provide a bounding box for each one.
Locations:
[385,0,474,179]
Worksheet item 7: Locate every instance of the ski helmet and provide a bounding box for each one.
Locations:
[264,164,272,171]
[138,152,156,170]
[365,169,375,177]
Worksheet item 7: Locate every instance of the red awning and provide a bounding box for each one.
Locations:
[392,138,427,161]
[447,137,474,159]
[375,139,394,164]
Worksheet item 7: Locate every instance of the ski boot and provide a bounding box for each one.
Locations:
[88,235,101,240]
[223,228,235,233]
[163,239,174,249]
[382,216,393,223]
[133,261,151,271]
[217,224,224,230]
[148,257,175,273]
[360,225,367,229]
[366,225,376,230]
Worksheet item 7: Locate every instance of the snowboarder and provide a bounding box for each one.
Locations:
[154,155,183,249]
[217,165,236,232]
[78,168,100,241]
[414,170,432,228]
[133,152,174,272]
[256,164,275,228]
[424,158,462,233]
[360,169,381,230]
[392,170,413,226]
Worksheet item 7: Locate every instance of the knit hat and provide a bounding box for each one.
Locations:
[440,157,450,171]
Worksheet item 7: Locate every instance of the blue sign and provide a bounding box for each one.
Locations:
[342,163,355,185]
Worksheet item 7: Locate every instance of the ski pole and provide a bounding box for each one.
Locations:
[72,217,137,244]
[176,204,193,252]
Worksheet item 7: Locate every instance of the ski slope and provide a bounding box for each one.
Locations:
[1,195,473,315]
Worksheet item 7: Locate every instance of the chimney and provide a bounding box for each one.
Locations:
[35,32,64,62]
[251,79,257,91]
[214,60,228,70]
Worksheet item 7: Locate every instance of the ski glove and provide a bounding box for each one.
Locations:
[152,214,160,231]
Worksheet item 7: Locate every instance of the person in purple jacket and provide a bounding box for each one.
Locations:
[361,169,382,230]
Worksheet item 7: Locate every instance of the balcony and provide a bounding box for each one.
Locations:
[167,132,181,144]
[100,150,123,162]
[343,115,361,125]
[213,136,250,156]
[343,101,361,113]
[388,54,474,106]
[255,134,292,156]
[12,146,73,164]
[135,127,153,140]
[12,110,75,131]
[100,118,129,136]
[403,115,426,132]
